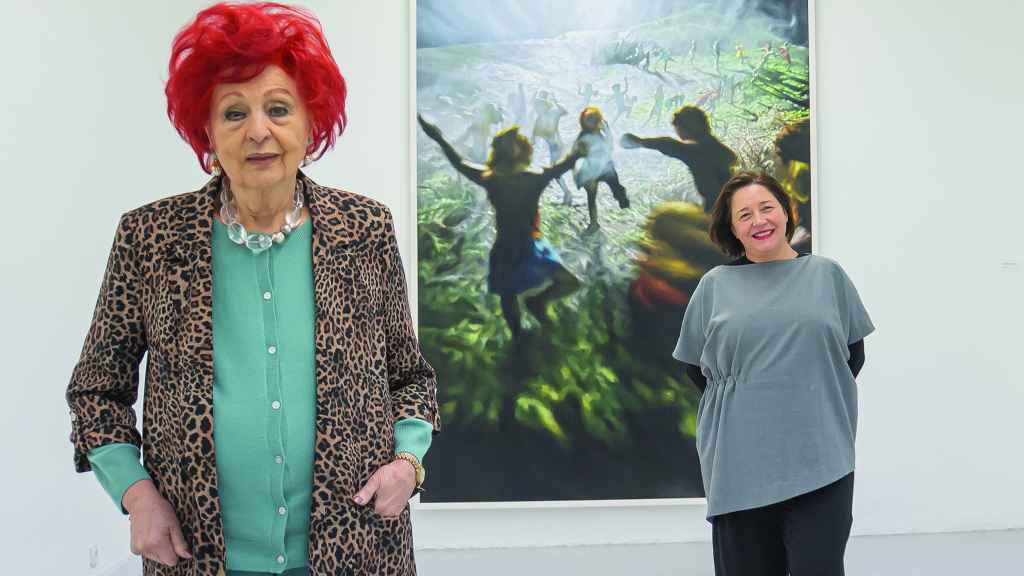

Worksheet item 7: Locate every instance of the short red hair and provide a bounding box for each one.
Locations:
[165,2,347,172]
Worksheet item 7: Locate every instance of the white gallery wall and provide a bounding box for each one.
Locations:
[0,1,1021,575]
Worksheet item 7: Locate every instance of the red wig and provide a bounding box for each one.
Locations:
[165,2,347,172]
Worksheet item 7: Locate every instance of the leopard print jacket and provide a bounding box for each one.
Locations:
[66,173,440,576]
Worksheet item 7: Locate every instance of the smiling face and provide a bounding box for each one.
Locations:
[729,183,791,260]
[207,65,310,192]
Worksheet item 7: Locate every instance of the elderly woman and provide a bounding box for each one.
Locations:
[673,172,873,575]
[65,4,438,575]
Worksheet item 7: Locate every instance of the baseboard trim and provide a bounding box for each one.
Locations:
[97,528,1024,574]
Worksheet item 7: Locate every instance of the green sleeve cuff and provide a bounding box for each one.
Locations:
[394,418,433,462]
[87,443,151,514]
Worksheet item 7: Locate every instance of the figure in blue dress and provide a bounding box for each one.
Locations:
[419,114,582,339]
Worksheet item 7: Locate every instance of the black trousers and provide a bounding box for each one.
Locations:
[712,472,854,576]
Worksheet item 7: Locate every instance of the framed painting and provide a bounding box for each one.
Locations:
[414,0,813,503]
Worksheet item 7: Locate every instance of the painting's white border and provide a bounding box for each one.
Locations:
[407,0,420,322]
[407,0,816,527]
[809,0,818,254]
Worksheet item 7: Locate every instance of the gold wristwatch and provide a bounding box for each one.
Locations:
[395,452,425,489]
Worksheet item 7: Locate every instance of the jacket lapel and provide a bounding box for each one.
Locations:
[306,173,384,518]
[170,178,216,373]
[306,172,369,369]
[167,177,224,557]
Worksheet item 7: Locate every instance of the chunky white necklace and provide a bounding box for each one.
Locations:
[219,180,305,254]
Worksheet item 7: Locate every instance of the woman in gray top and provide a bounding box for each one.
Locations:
[673,172,874,576]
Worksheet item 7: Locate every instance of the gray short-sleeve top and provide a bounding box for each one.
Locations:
[673,255,874,518]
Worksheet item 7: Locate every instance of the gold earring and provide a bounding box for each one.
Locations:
[211,155,222,176]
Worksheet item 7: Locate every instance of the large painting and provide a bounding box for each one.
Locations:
[415,0,812,502]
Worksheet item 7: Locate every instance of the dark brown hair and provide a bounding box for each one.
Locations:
[774,117,810,164]
[671,105,710,136]
[708,171,796,257]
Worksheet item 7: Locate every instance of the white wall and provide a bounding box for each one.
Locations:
[2,1,1022,575]
[815,0,1024,536]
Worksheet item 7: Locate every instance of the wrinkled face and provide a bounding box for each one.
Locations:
[208,65,310,191]
[730,184,789,258]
